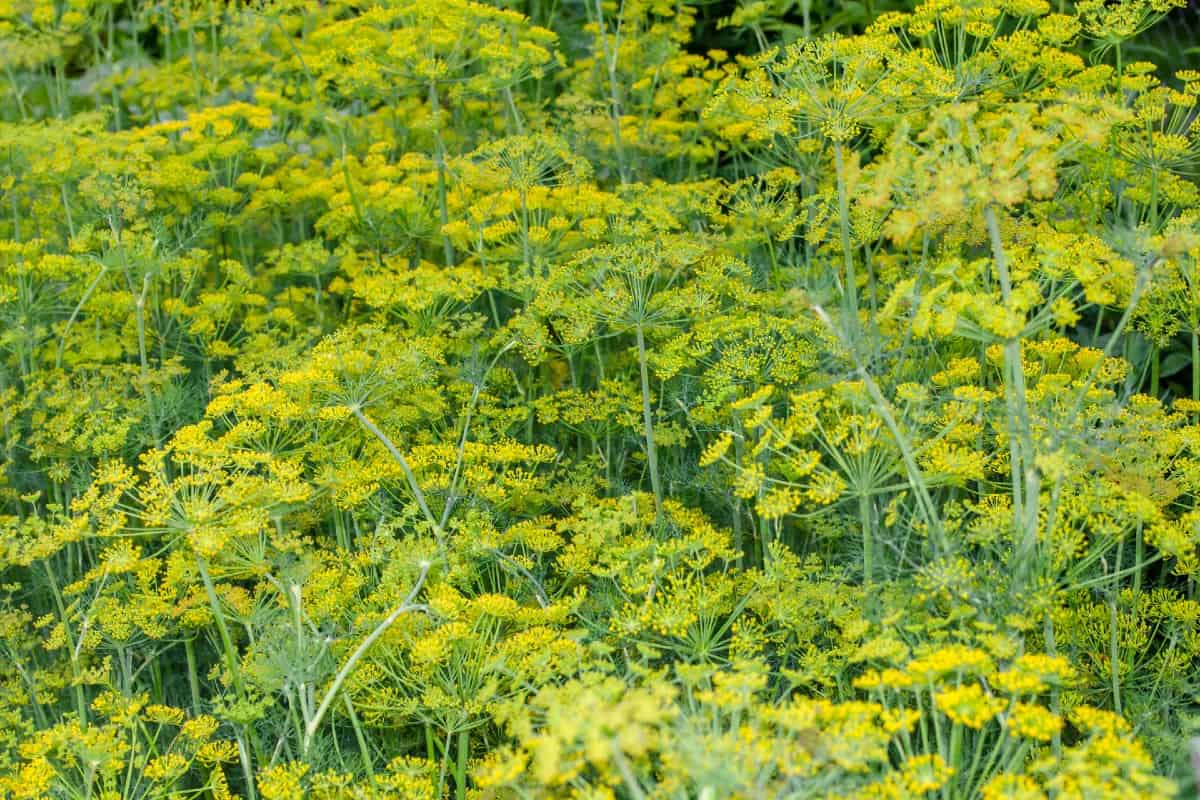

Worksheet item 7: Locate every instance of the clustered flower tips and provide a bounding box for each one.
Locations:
[1,0,1200,797]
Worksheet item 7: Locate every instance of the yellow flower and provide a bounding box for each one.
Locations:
[902,754,956,793]
[935,683,1006,728]
[699,430,734,467]
[258,763,309,800]
[982,774,1048,800]
[1007,702,1063,741]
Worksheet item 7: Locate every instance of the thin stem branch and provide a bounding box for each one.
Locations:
[302,562,430,756]
[351,407,446,551]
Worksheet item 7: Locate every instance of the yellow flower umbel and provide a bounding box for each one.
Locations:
[935,683,1006,729]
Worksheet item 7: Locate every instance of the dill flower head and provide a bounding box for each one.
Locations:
[1006,702,1063,741]
[981,774,1048,800]
[934,683,1007,728]
[901,753,956,793]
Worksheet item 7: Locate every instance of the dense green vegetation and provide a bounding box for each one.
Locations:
[3,0,1200,797]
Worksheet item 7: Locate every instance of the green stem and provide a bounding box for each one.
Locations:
[60,183,75,242]
[351,408,446,553]
[428,81,455,266]
[520,190,532,278]
[343,694,375,782]
[834,141,859,341]
[503,86,524,134]
[196,556,260,797]
[813,305,946,551]
[184,637,202,717]
[593,0,629,184]
[1193,328,1198,403]
[196,557,246,698]
[1108,590,1122,714]
[1044,613,1062,757]
[948,724,963,780]
[859,490,873,588]
[302,563,428,757]
[454,728,469,800]
[42,560,87,724]
[635,324,664,524]
[1133,521,1144,596]
[985,206,1039,582]
[237,732,259,800]
[1150,344,1159,397]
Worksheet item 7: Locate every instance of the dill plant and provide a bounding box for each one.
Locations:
[3,0,1200,798]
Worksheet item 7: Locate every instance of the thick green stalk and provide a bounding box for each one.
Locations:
[343,694,375,782]
[428,81,455,266]
[109,219,151,385]
[135,274,151,379]
[520,190,532,278]
[1044,613,1063,757]
[948,725,963,784]
[184,637,202,717]
[985,206,1039,579]
[1150,344,1160,397]
[196,557,246,698]
[1108,592,1123,714]
[503,86,524,134]
[635,324,664,523]
[455,729,469,800]
[1134,521,1144,596]
[859,491,873,587]
[1193,327,1199,403]
[834,141,859,341]
[59,184,74,241]
[732,413,746,566]
[236,733,259,800]
[41,560,87,724]
[593,0,629,184]
[196,557,259,800]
